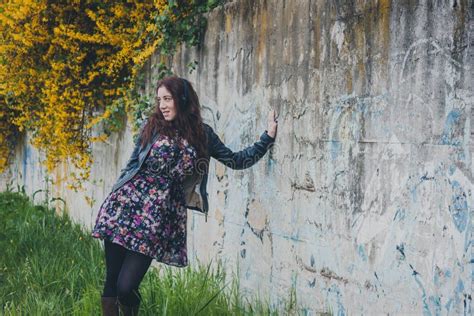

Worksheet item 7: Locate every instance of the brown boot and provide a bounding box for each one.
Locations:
[101,296,119,316]
[117,300,139,316]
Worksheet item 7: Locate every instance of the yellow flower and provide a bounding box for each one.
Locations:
[0,1,209,184]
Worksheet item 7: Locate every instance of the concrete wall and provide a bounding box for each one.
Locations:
[2,0,472,314]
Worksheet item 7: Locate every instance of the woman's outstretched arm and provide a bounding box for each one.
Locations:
[206,109,278,170]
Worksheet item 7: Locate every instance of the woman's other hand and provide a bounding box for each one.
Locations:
[266,108,278,139]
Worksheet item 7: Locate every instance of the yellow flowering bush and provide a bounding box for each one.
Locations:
[0,0,224,191]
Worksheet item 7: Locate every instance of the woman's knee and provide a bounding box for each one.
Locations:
[114,249,152,305]
[116,282,141,306]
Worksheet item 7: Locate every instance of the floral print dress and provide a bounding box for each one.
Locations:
[91,131,197,267]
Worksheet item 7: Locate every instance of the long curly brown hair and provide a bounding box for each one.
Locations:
[139,76,208,160]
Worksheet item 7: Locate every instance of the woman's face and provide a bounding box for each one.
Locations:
[157,86,177,121]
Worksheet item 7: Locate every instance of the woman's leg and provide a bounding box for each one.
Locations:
[103,239,127,297]
[116,249,153,307]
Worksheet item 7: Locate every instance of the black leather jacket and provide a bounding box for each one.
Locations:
[110,121,275,222]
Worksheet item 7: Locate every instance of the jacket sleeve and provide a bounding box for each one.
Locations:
[117,119,147,177]
[118,139,140,175]
[206,123,275,170]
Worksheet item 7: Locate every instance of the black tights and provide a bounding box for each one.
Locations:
[102,239,153,306]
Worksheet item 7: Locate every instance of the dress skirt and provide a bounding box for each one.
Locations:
[91,133,197,267]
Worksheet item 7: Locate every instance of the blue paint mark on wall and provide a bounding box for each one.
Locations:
[434,268,453,287]
[331,141,341,160]
[409,173,435,203]
[445,298,453,313]
[245,267,251,280]
[410,264,432,316]
[396,243,406,260]
[449,279,469,314]
[410,185,418,202]
[347,263,355,273]
[448,164,456,175]
[440,109,462,146]
[393,208,406,221]
[428,295,441,315]
[455,279,464,293]
[328,284,346,316]
[357,244,367,262]
[449,181,468,232]
[414,277,432,316]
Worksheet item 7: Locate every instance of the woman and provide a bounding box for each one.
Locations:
[91,76,278,315]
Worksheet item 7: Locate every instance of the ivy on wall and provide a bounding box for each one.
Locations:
[0,0,224,191]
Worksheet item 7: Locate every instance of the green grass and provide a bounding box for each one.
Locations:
[0,185,305,315]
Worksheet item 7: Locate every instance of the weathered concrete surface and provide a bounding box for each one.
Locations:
[170,0,473,314]
[1,0,472,314]
[1,121,137,230]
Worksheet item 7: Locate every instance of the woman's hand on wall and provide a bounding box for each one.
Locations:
[266,108,278,139]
